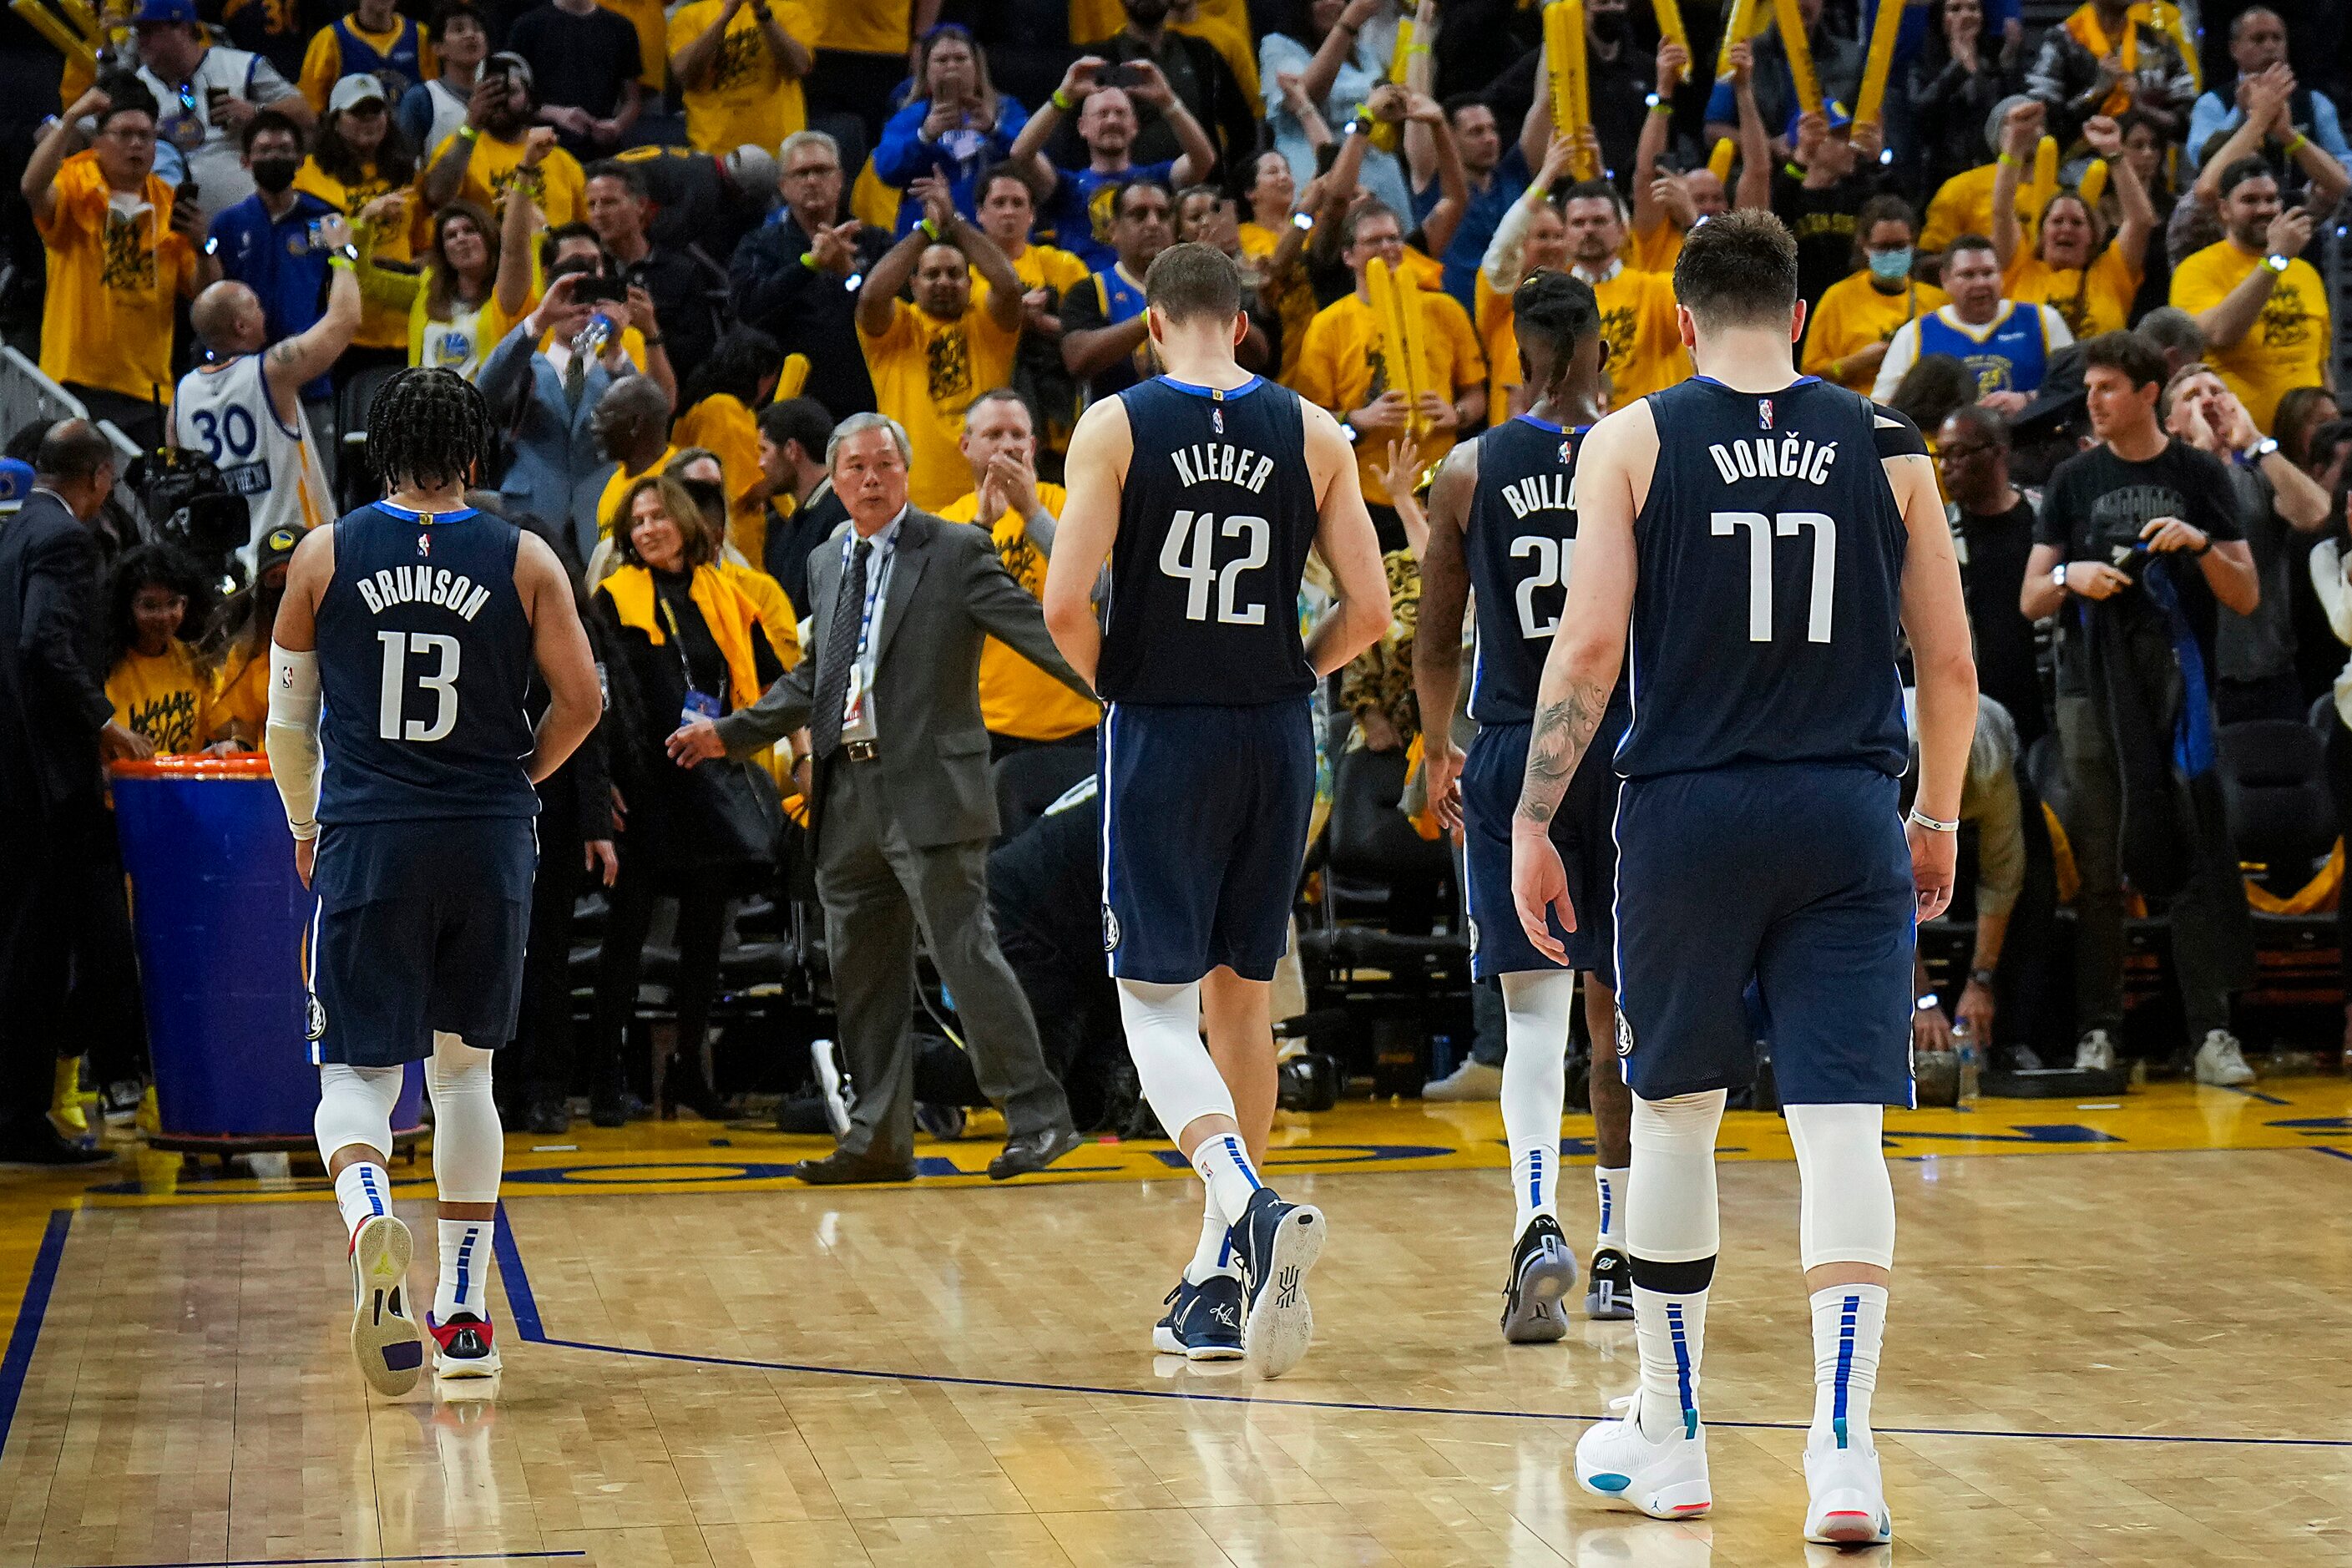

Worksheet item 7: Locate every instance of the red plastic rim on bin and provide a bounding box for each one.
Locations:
[110,756,275,779]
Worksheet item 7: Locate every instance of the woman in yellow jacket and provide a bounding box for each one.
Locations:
[586,475,787,1123]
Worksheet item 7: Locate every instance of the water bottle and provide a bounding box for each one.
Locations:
[1953,1018,1980,1101]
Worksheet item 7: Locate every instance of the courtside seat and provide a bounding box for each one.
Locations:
[2218,721,2337,908]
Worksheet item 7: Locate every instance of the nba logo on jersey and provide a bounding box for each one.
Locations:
[417,532,432,558]
[1758,398,1774,430]
[1558,440,1573,465]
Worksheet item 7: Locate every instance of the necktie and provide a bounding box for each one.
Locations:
[809,539,873,758]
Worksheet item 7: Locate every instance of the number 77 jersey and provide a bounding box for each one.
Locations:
[1614,376,1925,781]
[314,500,541,825]
[1097,375,1322,706]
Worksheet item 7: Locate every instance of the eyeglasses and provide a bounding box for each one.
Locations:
[784,164,841,181]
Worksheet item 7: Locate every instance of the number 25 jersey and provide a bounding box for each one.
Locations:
[316,502,539,824]
[1098,375,1321,706]
[1615,376,1924,781]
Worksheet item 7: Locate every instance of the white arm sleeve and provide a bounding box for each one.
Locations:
[266,643,324,840]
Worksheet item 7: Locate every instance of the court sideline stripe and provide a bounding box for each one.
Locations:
[485,1201,2352,1452]
[0,1209,72,1458]
[50,1555,586,1568]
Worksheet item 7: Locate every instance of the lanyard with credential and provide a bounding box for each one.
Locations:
[658,589,726,721]
[847,534,888,663]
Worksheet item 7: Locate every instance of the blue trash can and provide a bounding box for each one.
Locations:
[112,757,422,1149]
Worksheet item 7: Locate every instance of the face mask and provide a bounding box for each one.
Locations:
[1868,248,1913,283]
[251,157,298,195]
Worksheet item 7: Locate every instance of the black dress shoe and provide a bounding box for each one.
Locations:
[988,1125,1085,1181]
[794,1147,915,1185]
[0,1125,114,1166]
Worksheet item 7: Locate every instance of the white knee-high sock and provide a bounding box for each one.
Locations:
[1500,969,1576,1240]
[1596,1166,1629,1252]
[317,1062,406,1242]
[1190,1130,1263,1226]
[332,1162,391,1242]
[1626,1090,1726,1443]
[1185,1186,1237,1282]
[1809,1283,1888,1453]
[436,1217,497,1322]
[1118,979,1240,1146]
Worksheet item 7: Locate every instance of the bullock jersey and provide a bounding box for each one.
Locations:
[1459,413,1629,980]
[1097,374,1320,706]
[315,501,539,825]
[1615,376,1923,781]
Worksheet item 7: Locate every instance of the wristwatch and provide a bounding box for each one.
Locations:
[2051,563,2070,594]
[1967,967,1996,989]
[2263,252,2290,274]
[2238,436,2279,466]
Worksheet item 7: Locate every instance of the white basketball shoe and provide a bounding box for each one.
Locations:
[1575,1393,1712,1519]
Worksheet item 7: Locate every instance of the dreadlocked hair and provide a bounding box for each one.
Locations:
[1513,268,1600,401]
[367,367,497,493]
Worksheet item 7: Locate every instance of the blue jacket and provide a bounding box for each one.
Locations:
[871,95,1029,238]
[207,190,338,401]
[476,321,617,562]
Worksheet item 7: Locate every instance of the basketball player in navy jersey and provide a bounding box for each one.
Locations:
[268,369,602,1396]
[1043,242,1388,1378]
[1510,211,1976,1541]
[1414,271,1637,1341]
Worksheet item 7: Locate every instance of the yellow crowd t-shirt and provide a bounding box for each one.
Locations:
[2168,240,2332,436]
[1802,271,1948,392]
[937,483,1102,742]
[816,0,907,54]
[596,0,667,89]
[296,157,414,350]
[667,0,814,154]
[857,296,1024,513]
[1474,268,1522,422]
[108,642,212,755]
[1292,288,1486,508]
[1588,264,1688,403]
[2004,243,2140,341]
[672,393,767,555]
[1625,217,1685,276]
[34,152,199,404]
[1919,162,2039,257]
[1239,220,1318,387]
[597,443,680,539]
[210,645,270,750]
[425,131,586,229]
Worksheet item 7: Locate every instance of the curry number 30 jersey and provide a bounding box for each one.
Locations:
[1614,376,1925,781]
[1097,374,1319,707]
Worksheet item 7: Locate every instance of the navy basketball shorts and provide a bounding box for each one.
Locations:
[1461,720,1619,985]
[1099,697,1315,984]
[1611,762,1915,1107]
[306,816,539,1068]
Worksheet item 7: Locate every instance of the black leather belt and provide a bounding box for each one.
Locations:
[842,739,879,761]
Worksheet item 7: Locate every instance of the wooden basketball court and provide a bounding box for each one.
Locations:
[3,1080,2351,1567]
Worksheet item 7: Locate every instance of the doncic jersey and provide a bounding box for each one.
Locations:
[315,500,539,824]
[1615,376,1921,781]
[1098,374,1319,706]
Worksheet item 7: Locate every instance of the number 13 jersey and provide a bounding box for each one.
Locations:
[316,501,539,824]
[1616,376,1924,782]
[1099,375,1320,706]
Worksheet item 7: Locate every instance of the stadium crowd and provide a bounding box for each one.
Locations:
[0,0,2346,1164]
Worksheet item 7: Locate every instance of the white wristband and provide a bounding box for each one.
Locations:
[1907,807,1960,833]
[266,643,324,841]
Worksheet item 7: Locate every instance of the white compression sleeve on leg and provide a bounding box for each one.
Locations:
[1784,1103,1895,1271]
[316,1062,404,1165]
[1626,1089,1726,1443]
[425,1032,503,1204]
[1499,969,1576,1238]
[1116,979,1236,1143]
[267,644,324,839]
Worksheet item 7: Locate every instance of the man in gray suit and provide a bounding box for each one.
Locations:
[666,412,1094,1183]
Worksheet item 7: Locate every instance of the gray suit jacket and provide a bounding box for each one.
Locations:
[714,507,1094,848]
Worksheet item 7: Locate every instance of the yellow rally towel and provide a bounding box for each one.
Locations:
[2245,839,2343,916]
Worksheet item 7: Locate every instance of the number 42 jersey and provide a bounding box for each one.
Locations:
[1098,375,1322,706]
[1615,376,1926,781]
[315,501,540,824]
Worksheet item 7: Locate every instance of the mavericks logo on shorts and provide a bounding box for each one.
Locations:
[1102,904,1121,952]
[1614,1009,1635,1059]
[306,994,328,1042]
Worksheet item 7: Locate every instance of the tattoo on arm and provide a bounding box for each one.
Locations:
[1516,681,1610,825]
